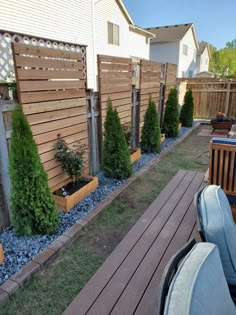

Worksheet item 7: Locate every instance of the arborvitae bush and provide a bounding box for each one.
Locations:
[162,88,179,137]
[180,88,194,127]
[141,97,161,153]
[9,106,59,235]
[103,99,132,179]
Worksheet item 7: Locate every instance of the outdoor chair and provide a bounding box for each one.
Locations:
[229,124,236,138]
[195,184,236,300]
[158,239,236,315]
[208,137,236,201]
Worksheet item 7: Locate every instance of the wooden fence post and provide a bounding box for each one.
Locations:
[132,88,140,148]
[0,103,13,223]
[225,82,231,117]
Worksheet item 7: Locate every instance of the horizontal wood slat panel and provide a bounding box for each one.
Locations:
[100,72,132,79]
[101,91,131,102]
[101,104,131,117]
[100,85,132,94]
[27,106,87,125]
[99,63,130,71]
[19,80,85,92]
[17,69,84,80]
[20,89,85,104]
[23,98,86,115]
[101,98,131,108]
[34,123,87,145]
[100,78,131,86]
[98,55,131,64]
[15,55,83,70]
[31,114,87,135]
[13,43,81,60]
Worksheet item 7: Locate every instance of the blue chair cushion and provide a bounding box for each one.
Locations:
[198,185,236,285]
[212,137,236,145]
[164,243,236,315]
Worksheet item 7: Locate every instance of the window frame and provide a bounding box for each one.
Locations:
[183,44,188,56]
[108,22,119,46]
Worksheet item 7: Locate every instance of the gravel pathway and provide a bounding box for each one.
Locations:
[0,127,190,285]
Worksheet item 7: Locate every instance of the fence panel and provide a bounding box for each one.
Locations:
[12,43,88,192]
[139,60,162,133]
[184,79,236,119]
[98,55,132,131]
[164,63,177,104]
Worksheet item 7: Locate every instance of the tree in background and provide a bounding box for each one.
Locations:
[210,39,236,77]
[162,88,179,137]
[141,97,161,153]
[103,99,132,179]
[179,89,194,127]
[9,106,59,235]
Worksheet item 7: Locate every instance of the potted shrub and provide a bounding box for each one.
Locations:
[122,122,141,163]
[103,99,132,179]
[141,97,161,153]
[0,241,4,264]
[162,88,179,137]
[53,136,98,211]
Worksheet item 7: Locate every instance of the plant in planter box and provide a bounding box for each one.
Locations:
[54,136,98,211]
[162,88,179,137]
[122,122,141,163]
[9,106,59,236]
[103,99,132,179]
[141,97,161,153]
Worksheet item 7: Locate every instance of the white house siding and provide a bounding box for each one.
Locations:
[178,28,198,78]
[128,30,150,60]
[0,0,96,89]
[198,48,209,73]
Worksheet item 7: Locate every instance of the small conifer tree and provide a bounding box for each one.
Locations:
[103,99,132,179]
[179,88,194,127]
[9,106,59,235]
[141,97,161,153]
[162,88,179,137]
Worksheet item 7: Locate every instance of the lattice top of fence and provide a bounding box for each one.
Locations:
[0,30,87,82]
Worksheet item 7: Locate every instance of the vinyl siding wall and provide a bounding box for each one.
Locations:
[0,0,96,89]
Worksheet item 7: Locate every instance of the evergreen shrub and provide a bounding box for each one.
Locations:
[9,106,58,235]
[141,97,161,153]
[180,88,194,127]
[162,88,179,137]
[103,99,132,179]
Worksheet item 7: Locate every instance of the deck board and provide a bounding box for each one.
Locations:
[63,170,205,315]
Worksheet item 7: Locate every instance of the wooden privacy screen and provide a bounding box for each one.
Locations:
[12,43,88,191]
[164,63,177,104]
[186,80,236,119]
[139,60,162,130]
[98,55,132,129]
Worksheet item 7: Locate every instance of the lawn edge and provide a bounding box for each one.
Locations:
[0,123,200,305]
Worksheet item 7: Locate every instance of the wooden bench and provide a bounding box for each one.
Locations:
[64,169,205,315]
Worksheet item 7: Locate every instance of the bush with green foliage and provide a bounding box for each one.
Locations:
[103,99,132,179]
[141,97,161,153]
[179,88,194,127]
[9,106,59,236]
[54,136,85,184]
[162,88,179,137]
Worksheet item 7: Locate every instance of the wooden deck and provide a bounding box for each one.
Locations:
[64,169,205,315]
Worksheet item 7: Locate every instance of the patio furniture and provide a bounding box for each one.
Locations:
[229,124,236,138]
[63,170,205,315]
[195,185,236,300]
[209,137,236,199]
[159,240,236,315]
[211,121,234,134]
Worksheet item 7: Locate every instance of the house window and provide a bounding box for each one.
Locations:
[108,22,119,45]
[188,70,193,78]
[183,44,188,56]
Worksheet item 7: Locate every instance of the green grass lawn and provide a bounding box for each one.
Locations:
[1,125,211,315]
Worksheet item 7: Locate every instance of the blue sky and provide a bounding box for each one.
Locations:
[122,0,236,49]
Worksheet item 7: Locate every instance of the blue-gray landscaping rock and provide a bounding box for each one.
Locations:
[0,127,190,285]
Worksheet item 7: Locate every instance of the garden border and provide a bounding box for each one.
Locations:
[0,123,200,304]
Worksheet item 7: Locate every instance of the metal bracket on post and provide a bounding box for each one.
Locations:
[87,89,99,175]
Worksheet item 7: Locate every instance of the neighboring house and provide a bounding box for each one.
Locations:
[195,71,215,78]
[196,41,211,74]
[0,0,154,90]
[147,23,209,78]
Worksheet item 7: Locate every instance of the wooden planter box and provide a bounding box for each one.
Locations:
[0,243,4,264]
[211,121,233,133]
[161,134,165,142]
[130,148,141,163]
[53,176,98,212]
